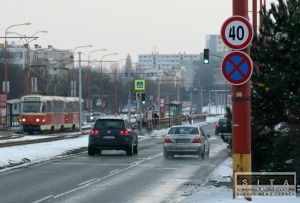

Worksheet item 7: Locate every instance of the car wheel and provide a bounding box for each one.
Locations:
[205,148,210,158]
[96,149,102,155]
[163,149,169,159]
[133,141,138,155]
[88,146,95,156]
[199,147,205,159]
[126,141,133,156]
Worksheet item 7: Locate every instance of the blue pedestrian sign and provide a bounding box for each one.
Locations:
[134,80,145,90]
[221,51,253,85]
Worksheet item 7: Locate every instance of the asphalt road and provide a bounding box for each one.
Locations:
[0,123,230,203]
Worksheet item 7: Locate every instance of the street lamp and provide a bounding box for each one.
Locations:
[72,45,93,133]
[71,45,92,97]
[87,49,106,113]
[7,30,47,94]
[4,22,31,100]
[100,53,118,114]
[113,59,126,115]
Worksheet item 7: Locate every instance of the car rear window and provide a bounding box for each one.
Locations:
[95,119,124,129]
[219,119,228,124]
[168,127,199,134]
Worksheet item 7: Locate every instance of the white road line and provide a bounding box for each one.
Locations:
[78,178,97,186]
[33,195,54,203]
[52,163,130,166]
[109,169,120,174]
[52,153,162,199]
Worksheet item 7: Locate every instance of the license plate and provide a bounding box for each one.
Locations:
[176,139,189,143]
[103,136,115,139]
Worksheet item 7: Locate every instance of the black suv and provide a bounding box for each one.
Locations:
[215,118,231,135]
[88,116,138,156]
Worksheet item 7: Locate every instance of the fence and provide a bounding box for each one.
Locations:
[144,114,207,131]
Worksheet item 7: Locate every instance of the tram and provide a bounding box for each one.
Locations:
[19,95,82,134]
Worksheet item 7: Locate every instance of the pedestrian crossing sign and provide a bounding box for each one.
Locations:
[134,80,145,90]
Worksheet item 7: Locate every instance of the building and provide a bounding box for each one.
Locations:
[0,42,73,95]
[138,52,200,70]
[205,34,231,54]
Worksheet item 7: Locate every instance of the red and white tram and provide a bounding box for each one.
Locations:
[19,95,82,134]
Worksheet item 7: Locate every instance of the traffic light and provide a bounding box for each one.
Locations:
[137,92,142,98]
[203,48,209,64]
[141,93,146,104]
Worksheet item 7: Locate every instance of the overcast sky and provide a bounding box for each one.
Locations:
[1,0,275,63]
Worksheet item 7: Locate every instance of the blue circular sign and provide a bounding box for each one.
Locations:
[221,51,253,85]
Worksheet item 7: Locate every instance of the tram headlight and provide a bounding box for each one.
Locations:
[36,119,40,122]
[22,118,26,122]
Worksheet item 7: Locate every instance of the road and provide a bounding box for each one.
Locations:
[0,123,230,203]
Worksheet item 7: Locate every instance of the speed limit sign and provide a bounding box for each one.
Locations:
[221,15,253,50]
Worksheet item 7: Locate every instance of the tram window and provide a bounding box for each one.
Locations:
[46,102,51,112]
[41,103,46,113]
[22,102,40,112]
[65,103,70,113]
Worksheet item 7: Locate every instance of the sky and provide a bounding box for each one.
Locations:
[0,0,277,64]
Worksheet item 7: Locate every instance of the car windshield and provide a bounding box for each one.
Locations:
[95,119,124,129]
[168,127,198,134]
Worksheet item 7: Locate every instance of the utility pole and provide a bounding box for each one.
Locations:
[78,52,82,132]
[232,0,251,200]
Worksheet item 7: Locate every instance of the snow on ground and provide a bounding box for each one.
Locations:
[181,157,299,203]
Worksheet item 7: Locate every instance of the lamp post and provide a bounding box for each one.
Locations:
[114,59,126,115]
[78,51,83,132]
[7,30,47,94]
[100,53,117,114]
[4,22,31,100]
[87,49,106,113]
[71,45,92,97]
[73,45,92,133]
[125,64,136,120]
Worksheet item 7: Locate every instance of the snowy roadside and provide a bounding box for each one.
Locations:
[181,157,300,203]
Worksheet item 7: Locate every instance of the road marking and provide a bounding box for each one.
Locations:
[33,195,54,203]
[109,169,121,174]
[52,163,131,166]
[52,153,162,199]
[78,178,97,186]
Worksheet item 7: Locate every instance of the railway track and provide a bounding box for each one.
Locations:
[0,133,88,148]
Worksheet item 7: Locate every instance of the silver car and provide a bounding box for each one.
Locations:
[163,125,210,159]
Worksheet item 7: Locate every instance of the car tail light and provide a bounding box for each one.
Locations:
[216,123,220,127]
[164,135,172,143]
[119,130,130,135]
[90,129,100,135]
[192,135,201,143]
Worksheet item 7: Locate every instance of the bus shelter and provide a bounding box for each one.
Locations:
[165,101,182,127]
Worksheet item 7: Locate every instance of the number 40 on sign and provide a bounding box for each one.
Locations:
[221,15,253,50]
